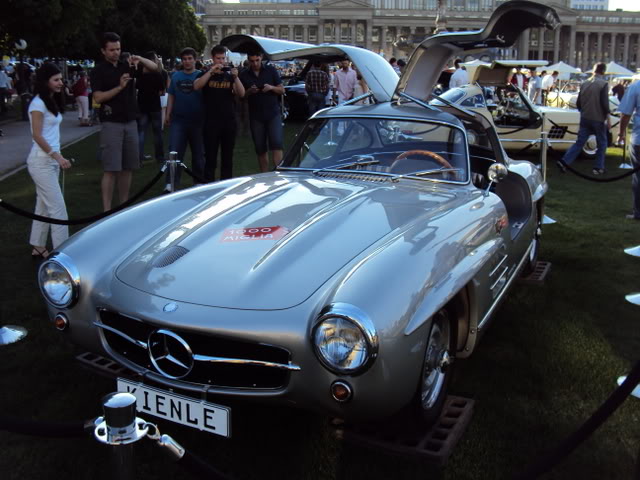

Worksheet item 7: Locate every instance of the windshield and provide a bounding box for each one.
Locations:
[282,118,469,183]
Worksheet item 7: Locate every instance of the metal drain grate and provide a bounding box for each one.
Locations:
[335,395,474,465]
[76,351,138,380]
[519,260,551,285]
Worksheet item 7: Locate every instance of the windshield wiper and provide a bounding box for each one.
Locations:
[312,156,379,175]
[391,167,463,182]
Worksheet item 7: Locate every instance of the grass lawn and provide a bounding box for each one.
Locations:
[1,126,639,480]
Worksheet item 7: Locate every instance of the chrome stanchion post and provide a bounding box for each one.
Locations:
[538,121,557,225]
[94,392,148,480]
[168,151,178,193]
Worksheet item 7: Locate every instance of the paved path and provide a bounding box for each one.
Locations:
[0,113,100,180]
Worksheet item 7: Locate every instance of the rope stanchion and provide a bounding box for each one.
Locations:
[0,166,166,226]
[512,359,640,480]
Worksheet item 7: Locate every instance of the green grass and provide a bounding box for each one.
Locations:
[1,130,639,480]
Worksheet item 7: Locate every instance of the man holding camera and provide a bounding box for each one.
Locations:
[194,45,245,182]
[91,32,158,211]
[239,51,284,172]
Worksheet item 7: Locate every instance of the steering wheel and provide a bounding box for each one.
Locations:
[392,150,452,170]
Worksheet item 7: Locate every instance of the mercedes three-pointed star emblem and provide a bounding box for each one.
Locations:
[147,329,194,379]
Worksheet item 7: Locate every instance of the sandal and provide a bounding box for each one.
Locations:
[31,246,49,259]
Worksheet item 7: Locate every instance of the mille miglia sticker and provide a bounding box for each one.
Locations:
[220,226,289,242]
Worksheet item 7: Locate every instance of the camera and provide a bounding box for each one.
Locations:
[222,66,232,73]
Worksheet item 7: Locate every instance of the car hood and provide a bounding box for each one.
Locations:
[396,0,559,102]
[115,174,465,310]
[221,35,398,103]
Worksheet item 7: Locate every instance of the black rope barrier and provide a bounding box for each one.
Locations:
[174,449,232,480]
[0,167,165,226]
[0,415,94,438]
[179,163,208,185]
[499,125,531,135]
[512,359,640,480]
[550,146,640,183]
[547,118,579,137]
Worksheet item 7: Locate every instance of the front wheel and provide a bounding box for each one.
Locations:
[414,308,455,426]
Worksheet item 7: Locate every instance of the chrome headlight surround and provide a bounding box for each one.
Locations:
[38,252,80,308]
[312,303,379,376]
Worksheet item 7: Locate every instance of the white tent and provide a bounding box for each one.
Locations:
[605,61,634,76]
[545,61,581,74]
[545,61,581,81]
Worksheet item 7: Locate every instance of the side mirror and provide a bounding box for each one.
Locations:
[487,163,508,183]
[485,163,508,196]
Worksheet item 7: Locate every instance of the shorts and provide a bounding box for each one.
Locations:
[249,114,283,155]
[99,120,140,172]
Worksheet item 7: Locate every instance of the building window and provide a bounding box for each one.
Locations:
[293,9,305,15]
[279,9,290,15]
[265,9,275,15]
[251,10,261,15]
[238,10,248,16]
[280,26,289,38]
[595,16,606,22]
[467,0,480,11]
[309,26,317,41]
[223,10,234,16]
[581,16,593,22]
[609,17,619,23]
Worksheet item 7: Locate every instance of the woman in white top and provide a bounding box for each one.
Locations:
[27,63,73,259]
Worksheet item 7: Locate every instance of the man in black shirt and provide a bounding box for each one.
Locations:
[136,51,165,164]
[239,51,284,172]
[194,45,245,182]
[91,32,158,211]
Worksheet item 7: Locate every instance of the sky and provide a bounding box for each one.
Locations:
[608,0,640,11]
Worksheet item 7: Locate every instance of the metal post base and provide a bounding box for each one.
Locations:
[625,293,640,306]
[619,163,633,170]
[0,325,27,345]
[624,246,640,258]
[542,215,557,225]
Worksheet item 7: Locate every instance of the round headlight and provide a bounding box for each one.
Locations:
[38,255,79,308]
[313,304,378,375]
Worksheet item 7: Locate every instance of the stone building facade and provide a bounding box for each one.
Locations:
[201,0,640,71]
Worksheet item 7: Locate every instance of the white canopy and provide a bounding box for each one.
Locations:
[605,61,634,76]
[545,61,581,74]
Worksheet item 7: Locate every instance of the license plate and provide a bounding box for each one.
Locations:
[117,378,231,437]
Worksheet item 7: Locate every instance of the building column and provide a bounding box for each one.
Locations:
[609,33,616,63]
[521,29,530,60]
[274,25,280,39]
[582,32,589,70]
[568,26,576,66]
[623,32,631,67]
[351,21,356,45]
[596,31,603,62]
[381,26,388,56]
[303,24,309,43]
[365,21,373,51]
[288,25,293,41]
[538,27,544,60]
[318,21,324,44]
[553,27,560,64]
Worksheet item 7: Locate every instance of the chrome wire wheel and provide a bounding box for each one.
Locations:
[420,309,451,411]
[582,134,598,158]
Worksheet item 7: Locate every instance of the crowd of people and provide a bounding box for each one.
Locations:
[18,34,640,258]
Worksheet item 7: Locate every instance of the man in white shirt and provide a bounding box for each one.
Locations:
[541,70,558,105]
[333,60,357,104]
[449,59,469,89]
[0,65,12,115]
[528,69,543,105]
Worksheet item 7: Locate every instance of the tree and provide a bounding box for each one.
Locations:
[2,0,206,61]
[99,0,207,61]
[2,0,114,58]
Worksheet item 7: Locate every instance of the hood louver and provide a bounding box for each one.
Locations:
[152,246,190,268]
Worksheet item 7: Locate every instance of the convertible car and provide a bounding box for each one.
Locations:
[38,0,557,437]
[438,60,621,158]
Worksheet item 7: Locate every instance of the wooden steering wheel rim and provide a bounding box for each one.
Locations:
[393,150,452,170]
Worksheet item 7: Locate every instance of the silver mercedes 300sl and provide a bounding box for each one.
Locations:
[38,1,558,437]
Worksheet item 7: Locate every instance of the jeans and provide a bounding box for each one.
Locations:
[561,117,608,170]
[27,148,69,249]
[249,114,283,155]
[630,144,640,219]
[204,118,237,182]
[307,92,326,116]
[137,111,164,163]
[167,119,205,187]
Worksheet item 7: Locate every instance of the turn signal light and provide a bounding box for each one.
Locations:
[54,313,68,331]
[330,381,352,403]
